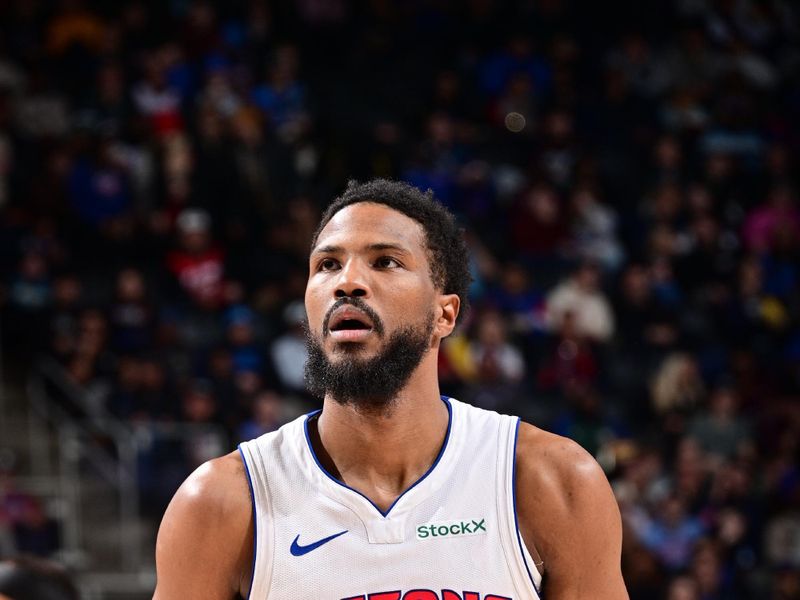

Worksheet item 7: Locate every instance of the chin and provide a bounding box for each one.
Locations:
[329,341,373,356]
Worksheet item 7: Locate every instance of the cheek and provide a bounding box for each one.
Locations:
[387,285,435,322]
[304,287,325,330]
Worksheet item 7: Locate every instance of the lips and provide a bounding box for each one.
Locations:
[327,306,375,341]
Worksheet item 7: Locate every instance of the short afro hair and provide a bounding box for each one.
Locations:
[312,178,472,324]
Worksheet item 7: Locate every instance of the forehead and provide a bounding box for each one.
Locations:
[314,202,427,252]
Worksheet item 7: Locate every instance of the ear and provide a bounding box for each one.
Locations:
[434,293,460,339]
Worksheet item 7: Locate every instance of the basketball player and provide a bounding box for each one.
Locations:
[154,179,629,599]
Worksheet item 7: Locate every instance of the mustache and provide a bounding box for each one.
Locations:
[322,297,385,337]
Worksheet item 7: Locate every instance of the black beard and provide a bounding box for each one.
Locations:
[303,311,435,413]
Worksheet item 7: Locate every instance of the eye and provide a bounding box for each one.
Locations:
[375,256,401,269]
[318,258,340,272]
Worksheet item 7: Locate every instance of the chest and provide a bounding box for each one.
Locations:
[266,486,514,600]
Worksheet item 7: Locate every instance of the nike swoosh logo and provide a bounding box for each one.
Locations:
[290,530,348,556]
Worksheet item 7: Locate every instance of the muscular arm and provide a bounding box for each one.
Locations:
[516,423,628,599]
[153,451,254,600]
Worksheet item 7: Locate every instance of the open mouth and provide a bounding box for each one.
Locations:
[330,318,371,332]
[327,308,375,341]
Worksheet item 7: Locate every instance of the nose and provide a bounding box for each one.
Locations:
[334,259,371,299]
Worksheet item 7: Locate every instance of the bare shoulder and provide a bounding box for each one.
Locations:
[164,450,251,519]
[515,421,610,507]
[515,422,628,599]
[154,451,254,600]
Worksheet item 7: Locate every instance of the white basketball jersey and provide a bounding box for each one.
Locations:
[238,397,542,600]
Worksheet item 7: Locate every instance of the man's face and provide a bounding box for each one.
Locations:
[304,202,447,408]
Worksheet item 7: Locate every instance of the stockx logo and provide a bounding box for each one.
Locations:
[416,518,487,540]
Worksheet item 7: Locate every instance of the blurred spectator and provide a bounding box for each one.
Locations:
[8,251,51,313]
[107,354,141,419]
[479,34,550,98]
[109,268,154,353]
[225,304,264,377]
[251,44,308,142]
[606,33,670,99]
[4,251,52,360]
[269,300,308,396]
[688,386,752,464]
[615,263,680,355]
[764,513,800,569]
[139,357,176,419]
[76,62,131,137]
[469,310,526,387]
[46,274,83,361]
[552,385,625,457]
[443,308,526,411]
[690,539,734,599]
[537,311,599,394]
[545,262,615,343]
[166,208,225,310]
[662,24,724,96]
[651,354,706,418]
[237,389,286,443]
[473,310,525,382]
[0,475,29,557]
[651,354,707,454]
[46,1,104,57]
[665,575,699,600]
[0,556,78,600]
[742,184,800,255]
[484,262,546,338]
[509,182,569,265]
[178,379,227,470]
[14,69,70,139]
[180,378,218,425]
[722,256,789,356]
[132,48,185,137]
[66,137,132,229]
[10,497,59,558]
[538,109,579,188]
[203,345,236,407]
[404,112,467,207]
[771,568,800,600]
[671,437,709,511]
[635,494,705,571]
[677,213,738,301]
[1,468,62,561]
[568,184,624,271]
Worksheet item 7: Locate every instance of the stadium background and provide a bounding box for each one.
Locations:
[0,0,799,598]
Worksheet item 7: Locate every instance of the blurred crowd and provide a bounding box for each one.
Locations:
[0,0,799,598]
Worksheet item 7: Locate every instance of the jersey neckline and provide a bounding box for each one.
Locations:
[302,396,454,519]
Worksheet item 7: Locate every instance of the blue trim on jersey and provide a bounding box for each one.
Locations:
[238,444,257,600]
[302,396,453,518]
[512,418,541,596]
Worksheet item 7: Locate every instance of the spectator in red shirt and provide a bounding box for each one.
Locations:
[166,209,225,310]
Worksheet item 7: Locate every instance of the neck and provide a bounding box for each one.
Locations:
[310,358,450,512]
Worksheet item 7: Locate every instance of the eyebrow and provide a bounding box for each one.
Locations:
[311,242,411,255]
[311,244,342,255]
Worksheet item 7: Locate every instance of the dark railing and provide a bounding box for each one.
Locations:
[26,357,228,599]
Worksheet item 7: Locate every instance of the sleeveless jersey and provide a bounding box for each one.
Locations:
[238,397,542,600]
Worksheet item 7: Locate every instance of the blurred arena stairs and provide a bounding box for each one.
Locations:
[1,371,157,599]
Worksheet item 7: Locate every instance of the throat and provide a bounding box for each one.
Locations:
[341,477,407,514]
[306,398,451,514]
